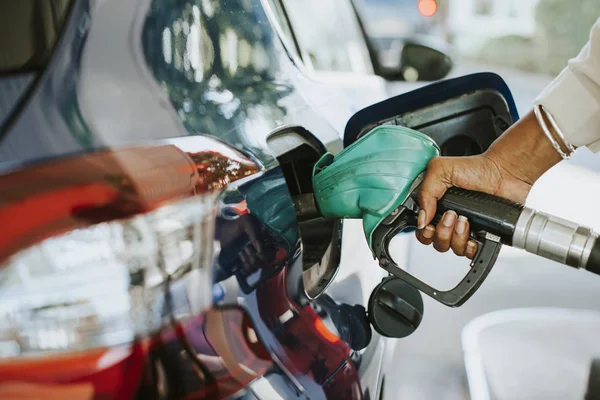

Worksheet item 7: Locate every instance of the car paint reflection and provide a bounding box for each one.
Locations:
[0,0,365,397]
[171,170,361,398]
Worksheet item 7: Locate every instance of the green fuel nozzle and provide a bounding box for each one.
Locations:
[312,125,439,252]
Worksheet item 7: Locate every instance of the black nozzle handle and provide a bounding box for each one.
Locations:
[431,186,600,274]
[433,186,523,245]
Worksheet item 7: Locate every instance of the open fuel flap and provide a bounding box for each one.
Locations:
[344,72,519,153]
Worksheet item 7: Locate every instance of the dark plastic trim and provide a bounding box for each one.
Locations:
[344,72,519,148]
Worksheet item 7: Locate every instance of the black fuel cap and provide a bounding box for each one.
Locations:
[368,277,424,338]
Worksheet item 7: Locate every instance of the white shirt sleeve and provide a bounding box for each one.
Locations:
[534,18,600,152]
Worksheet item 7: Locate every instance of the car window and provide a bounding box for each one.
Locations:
[263,0,302,60]
[280,0,374,75]
[0,1,73,74]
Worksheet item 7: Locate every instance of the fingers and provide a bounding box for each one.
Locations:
[432,211,457,252]
[415,212,480,260]
[465,241,478,260]
[418,158,452,228]
[449,216,478,260]
[450,215,470,256]
[416,225,435,245]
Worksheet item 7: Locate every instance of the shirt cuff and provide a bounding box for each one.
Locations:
[534,67,600,152]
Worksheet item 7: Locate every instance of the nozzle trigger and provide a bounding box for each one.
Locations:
[371,207,502,307]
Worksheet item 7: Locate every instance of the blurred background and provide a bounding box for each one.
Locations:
[349,1,600,399]
[358,0,599,76]
[356,0,600,114]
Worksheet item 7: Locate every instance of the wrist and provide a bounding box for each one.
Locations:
[484,110,561,186]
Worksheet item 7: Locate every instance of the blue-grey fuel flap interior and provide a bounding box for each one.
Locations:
[344,72,520,156]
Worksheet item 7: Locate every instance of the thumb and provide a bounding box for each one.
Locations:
[417,162,452,228]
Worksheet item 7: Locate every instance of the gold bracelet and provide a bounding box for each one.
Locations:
[533,104,572,160]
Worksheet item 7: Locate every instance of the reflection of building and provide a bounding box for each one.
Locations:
[447,0,541,55]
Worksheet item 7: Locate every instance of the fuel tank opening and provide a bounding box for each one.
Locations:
[266,128,341,299]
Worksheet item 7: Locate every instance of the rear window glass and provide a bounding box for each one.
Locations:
[0,1,73,74]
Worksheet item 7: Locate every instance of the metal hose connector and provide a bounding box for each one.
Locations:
[512,207,598,269]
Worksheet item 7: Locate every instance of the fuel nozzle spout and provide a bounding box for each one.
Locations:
[292,193,322,222]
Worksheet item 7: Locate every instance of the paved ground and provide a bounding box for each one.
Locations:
[380,63,600,399]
